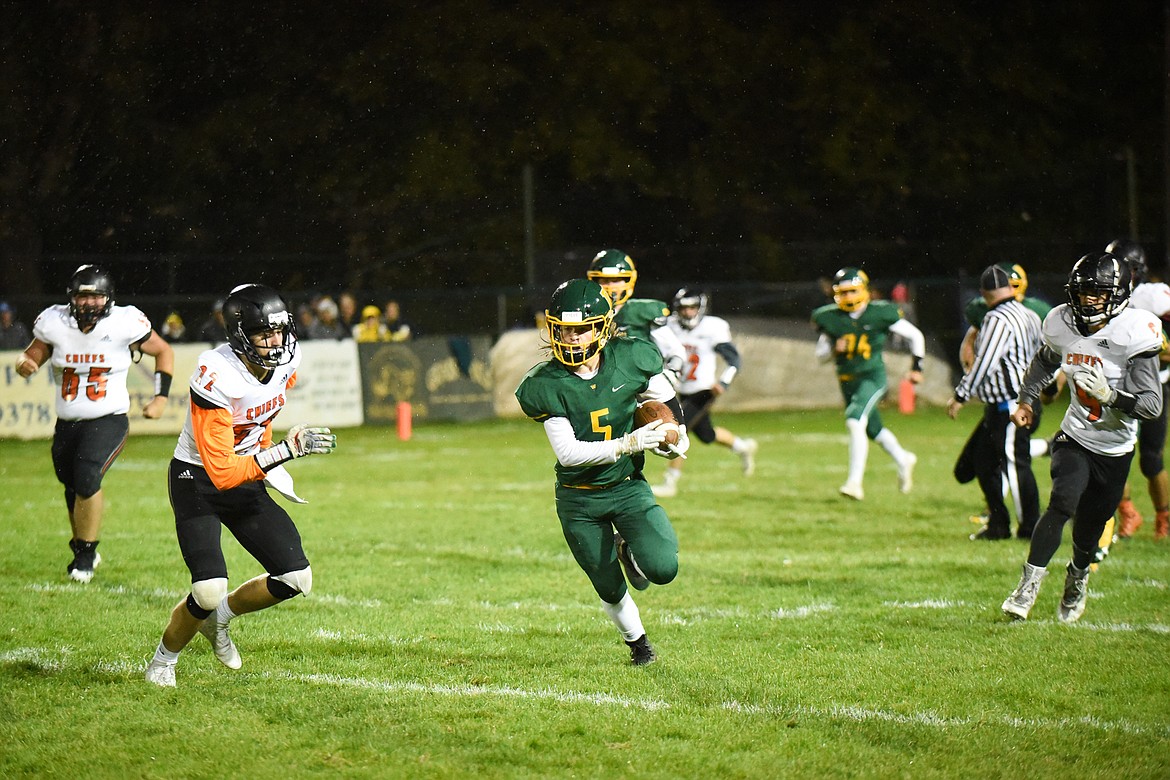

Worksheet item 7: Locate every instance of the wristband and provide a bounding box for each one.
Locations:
[154,371,173,398]
[255,442,294,472]
[911,356,923,372]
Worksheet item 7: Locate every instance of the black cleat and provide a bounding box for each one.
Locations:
[66,539,101,583]
[626,634,657,666]
[970,526,1011,541]
[615,533,650,591]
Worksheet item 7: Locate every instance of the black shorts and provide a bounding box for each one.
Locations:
[680,390,717,444]
[51,414,129,498]
[168,459,309,582]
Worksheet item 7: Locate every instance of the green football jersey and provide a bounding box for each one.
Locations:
[515,337,663,487]
[811,300,904,380]
[964,295,1051,329]
[614,298,671,342]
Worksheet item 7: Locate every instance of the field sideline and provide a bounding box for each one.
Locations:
[2,406,1169,778]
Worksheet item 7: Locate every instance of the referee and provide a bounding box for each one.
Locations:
[947,264,1044,540]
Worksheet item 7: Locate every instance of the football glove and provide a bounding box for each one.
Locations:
[616,419,668,456]
[286,423,337,457]
[1073,365,1116,405]
[648,423,690,460]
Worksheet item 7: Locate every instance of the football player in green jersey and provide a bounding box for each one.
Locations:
[587,249,687,386]
[515,278,690,665]
[811,268,925,500]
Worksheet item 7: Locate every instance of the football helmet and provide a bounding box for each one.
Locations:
[586,249,638,307]
[545,279,614,367]
[672,287,709,329]
[1105,239,1148,285]
[1066,252,1132,335]
[997,262,1029,301]
[223,284,298,368]
[831,267,870,312]
[67,265,115,329]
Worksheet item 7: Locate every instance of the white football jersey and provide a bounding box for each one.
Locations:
[32,304,153,420]
[1129,282,1170,318]
[173,343,301,465]
[1044,304,1163,456]
[667,314,733,394]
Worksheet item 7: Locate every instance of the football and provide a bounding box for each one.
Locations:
[633,400,680,447]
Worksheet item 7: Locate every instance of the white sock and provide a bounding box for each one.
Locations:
[845,418,869,485]
[153,640,179,665]
[600,592,645,643]
[663,467,682,486]
[731,437,747,453]
[874,428,909,465]
[217,597,237,624]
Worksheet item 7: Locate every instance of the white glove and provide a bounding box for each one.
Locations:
[616,419,668,456]
[648,423,690,460]
[1073,365,1116,405]
[286,423,337,457]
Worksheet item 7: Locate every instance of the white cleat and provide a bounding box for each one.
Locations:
[199,616,243,670]
[897,453,917,494]
[651,481,677,498]
[839,482,864,501]
[145,659,177,688]
[739,439,759,477]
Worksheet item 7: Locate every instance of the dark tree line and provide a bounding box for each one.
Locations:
[0,1,1162,296]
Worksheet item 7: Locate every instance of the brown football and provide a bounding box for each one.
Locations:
[633,401,680,447]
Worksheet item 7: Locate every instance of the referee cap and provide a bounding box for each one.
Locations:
[980,264,1012,291]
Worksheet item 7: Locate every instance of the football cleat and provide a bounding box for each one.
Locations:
[1117,499,1143,538]
[1057,563,1090,624]
[897,452,917,494]
[971,525,1011,541]
[1002,563,1047,620]
[650,481,677,498]
[67,540,101,584]
[199,615,242,670]
[838,482,864,501]
[739,439,758,477]
[145,659,177,688]
[625,634,657,666]
[615,532,650,591]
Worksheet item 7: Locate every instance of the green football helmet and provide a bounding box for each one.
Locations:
[586,249,638,307]
[832,267,870,312]
[545,279,615,366]
[997,262,1028,301]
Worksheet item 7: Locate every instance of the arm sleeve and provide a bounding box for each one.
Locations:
[543,416,624,467]
[637,372,677,404]
[190,400,267,490]
[649,324,687,369]
[1112,354,1163,419]
[888,318,926,358]
[1017,344,1063,408]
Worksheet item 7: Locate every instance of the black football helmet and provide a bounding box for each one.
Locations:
[67,265,115,329]
[222,284,298,368]
[1066,252,1132,335]
[545,279,614,366]
[672,287,709,329]
[1104,239,1148,285]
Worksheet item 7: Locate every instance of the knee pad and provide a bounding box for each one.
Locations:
[190,577,228,612]
[269,566,312,598]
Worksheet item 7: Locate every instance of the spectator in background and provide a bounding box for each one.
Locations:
[338,291,359,334]
[308,296,348,340]
[197,299,227,345]
[295,303,317,338]
[0,301,32,349]
[161,311,187,343]
[384,299,412,342]
[353,305,390,342]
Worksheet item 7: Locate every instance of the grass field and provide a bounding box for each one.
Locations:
[2,406,1169,778]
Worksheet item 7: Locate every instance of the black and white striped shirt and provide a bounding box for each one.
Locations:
[954,299,1043,405]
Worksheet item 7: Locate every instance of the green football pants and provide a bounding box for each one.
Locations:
[555,477,679,604]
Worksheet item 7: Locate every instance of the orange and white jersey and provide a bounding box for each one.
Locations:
[32,304,152,420]
[173,343,300,490]
[667,314,732,394]
[1044,304,1163,456]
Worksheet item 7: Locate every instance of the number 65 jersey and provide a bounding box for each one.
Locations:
[1044,304,1163,456]
[32,304,153,421]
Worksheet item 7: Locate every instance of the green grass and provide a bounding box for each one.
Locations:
[2,407,1169,779]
